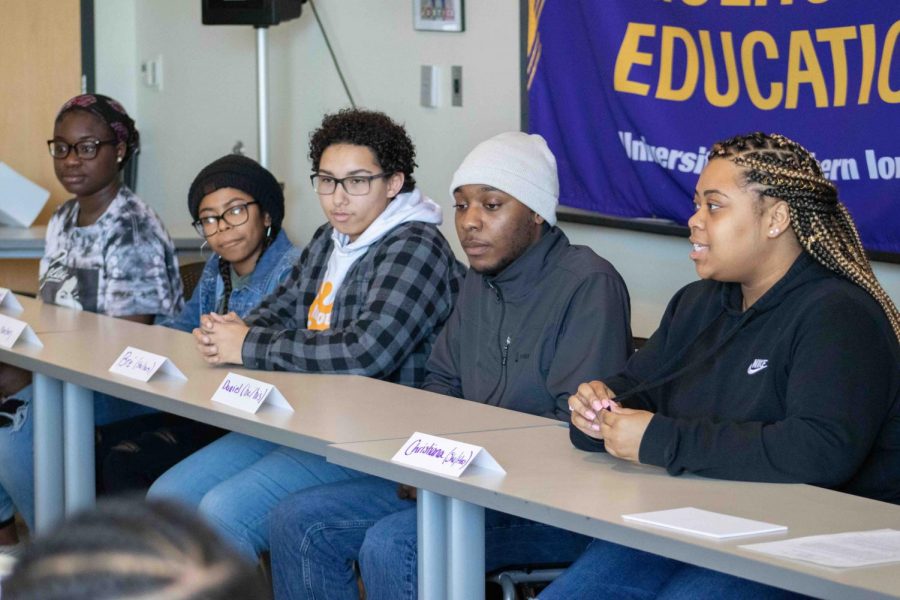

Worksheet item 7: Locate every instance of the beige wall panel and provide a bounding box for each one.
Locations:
[0,260,39,296]
[0,0,82,225]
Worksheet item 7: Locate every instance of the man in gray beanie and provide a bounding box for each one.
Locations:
[268,131,635,599]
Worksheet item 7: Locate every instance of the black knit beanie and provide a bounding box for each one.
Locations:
[188,155,285,235]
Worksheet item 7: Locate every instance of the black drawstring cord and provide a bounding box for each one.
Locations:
[614,307,758,405]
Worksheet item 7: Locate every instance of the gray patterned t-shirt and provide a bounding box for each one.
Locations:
[39,186,184,318]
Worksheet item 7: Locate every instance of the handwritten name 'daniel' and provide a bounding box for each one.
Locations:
[222,378,267,402]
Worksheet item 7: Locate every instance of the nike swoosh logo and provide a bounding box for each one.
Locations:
[747,365,768,375]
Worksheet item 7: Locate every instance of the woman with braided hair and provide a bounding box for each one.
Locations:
[545,132,899,598]
[95,154,301,496]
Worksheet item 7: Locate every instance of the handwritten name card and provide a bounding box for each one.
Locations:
[392,432,505,478]
[0,288,23,312]
[211,372,294,414]
[0,314,42,349]
[108,346,186,382]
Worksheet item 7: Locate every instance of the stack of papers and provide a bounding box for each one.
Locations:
[623,507,787,539]
[741,529,900,568]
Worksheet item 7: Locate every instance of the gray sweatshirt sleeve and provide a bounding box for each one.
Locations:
[547,272,633,421]
[423,301,464,398]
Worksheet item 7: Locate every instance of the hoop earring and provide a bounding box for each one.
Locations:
[266,225,272,240]
[200,239,209,260]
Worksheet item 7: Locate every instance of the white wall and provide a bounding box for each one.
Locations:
[94,0,137,114]
[96,0,520,253]
[95,0,899,337]
[562,223,900,337]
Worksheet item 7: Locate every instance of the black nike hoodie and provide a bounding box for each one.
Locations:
[571,252,900,504]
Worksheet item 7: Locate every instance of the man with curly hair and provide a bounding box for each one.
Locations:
[148,109,466,561]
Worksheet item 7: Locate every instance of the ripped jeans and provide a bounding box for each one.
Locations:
[0,384,155,530]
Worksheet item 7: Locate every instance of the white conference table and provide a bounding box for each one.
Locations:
[2,293,108,333]
[0,227,45,259]
[0,225,203,259]
[6,294,900,600]
[0,295,555,534]
[329,425,900,600]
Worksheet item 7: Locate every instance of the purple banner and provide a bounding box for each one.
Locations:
[527,1,900,254]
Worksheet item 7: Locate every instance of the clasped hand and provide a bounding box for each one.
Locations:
[567,380,654,463]
[193,312,249,365]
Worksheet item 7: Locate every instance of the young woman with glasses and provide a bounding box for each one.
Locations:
[147,108,466,562]
[0,94,183,551]
[96,154,301,496]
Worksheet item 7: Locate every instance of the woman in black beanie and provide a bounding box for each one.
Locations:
[96,154,301,495]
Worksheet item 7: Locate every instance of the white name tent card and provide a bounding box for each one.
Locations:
[0,314,42,349]
[0,288,23,312]
[108,346,186,382]
[392,432,506,478]
[0,162,50,228]
[211,372,294,414]
[622,507,787,540]
[741,529,900,569]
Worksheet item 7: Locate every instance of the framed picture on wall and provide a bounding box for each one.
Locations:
[414,0,464,32]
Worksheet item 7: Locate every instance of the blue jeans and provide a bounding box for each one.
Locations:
[0,384,155,530]
[147,432,364,560]
[538,539,811,599]
[269,475,591,600]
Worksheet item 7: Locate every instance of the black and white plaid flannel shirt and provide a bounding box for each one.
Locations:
[241,221,466,387]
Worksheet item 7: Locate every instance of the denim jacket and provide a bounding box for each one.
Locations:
[161,230,300,333]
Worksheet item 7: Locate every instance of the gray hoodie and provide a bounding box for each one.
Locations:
[424,227,633,420]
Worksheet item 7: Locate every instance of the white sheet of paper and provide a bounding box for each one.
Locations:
[0,162,50,227]
[392,431,506,477]
[108,346,186,382]
[211,372,293,413]
[741,529,900,568]
[0,288,23,312]
[623,507,787,539]
[0,314,42,349]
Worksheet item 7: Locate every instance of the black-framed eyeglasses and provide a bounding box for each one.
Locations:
[310,173,390,196]
[47,139,118,160]
[192,201,258,238]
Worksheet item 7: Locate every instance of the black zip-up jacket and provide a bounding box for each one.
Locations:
[425,227,633,420]
[571,253,900,504]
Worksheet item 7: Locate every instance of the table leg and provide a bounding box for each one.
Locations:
[33,373,63,533]
[447,497,485,600]
[63,382,94,514]
[418,489,448,600]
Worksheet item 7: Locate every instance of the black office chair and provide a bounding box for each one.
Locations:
[179,261,206,301]
[487,565,568,599]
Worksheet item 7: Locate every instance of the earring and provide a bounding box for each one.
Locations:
[266,225,272,239]
[117,156,123,163]
[770,228,780,236]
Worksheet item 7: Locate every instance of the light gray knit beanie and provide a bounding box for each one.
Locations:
[449,132,559,225]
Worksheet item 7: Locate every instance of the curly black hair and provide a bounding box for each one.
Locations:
[309,108,417,193]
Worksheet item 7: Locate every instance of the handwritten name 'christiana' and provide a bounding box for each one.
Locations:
[404,439,473,467]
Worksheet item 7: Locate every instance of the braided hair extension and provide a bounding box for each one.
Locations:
[217,227,274,314]
[708,132,900,342]
[3,499,269,600]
